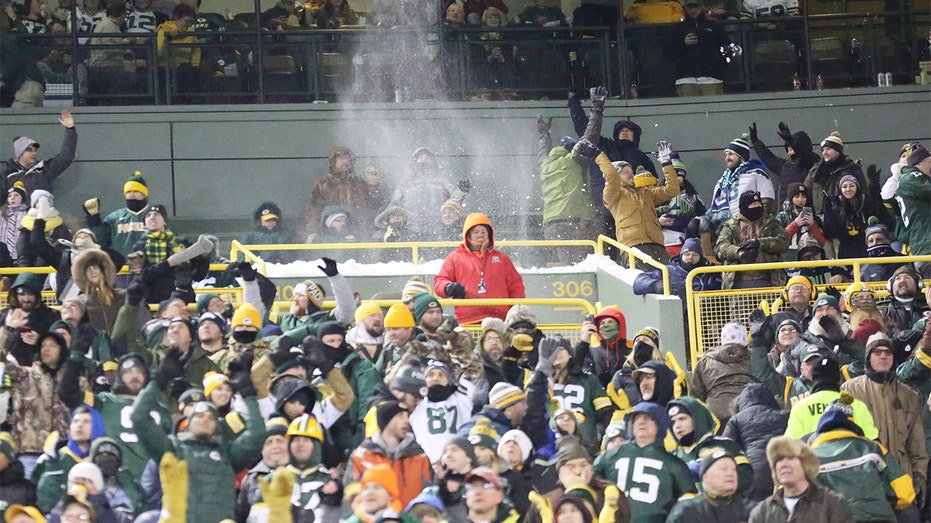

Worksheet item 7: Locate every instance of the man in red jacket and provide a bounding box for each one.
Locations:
[434,213,525,324]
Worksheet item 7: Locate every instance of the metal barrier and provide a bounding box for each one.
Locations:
[684,255,931,368]
[596,236,670,295]
[230,239,598,266]
[22,9,929,106]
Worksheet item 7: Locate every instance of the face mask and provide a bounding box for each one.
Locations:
[126,198,147,212]
[742,206,764,221]
[867,244,894,258]
[427,383,456,402]
[232,330,257,344]
[94,454,121,479]
[633,341,655,367]
[598,322,620,341]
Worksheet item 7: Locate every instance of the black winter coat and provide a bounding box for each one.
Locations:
[722,383,789,502]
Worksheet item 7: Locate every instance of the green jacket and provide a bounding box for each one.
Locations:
[665,491,754,522]
[92,206,147,256]
[896,348,931,453]
[714,213,790,290]
[897,166,931,255]
[810,428,915,521]
[538,140,593,225]
[131,381,265,523]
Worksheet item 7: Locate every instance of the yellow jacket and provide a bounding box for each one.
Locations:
[598,154,680,248]
[156,20,201,68]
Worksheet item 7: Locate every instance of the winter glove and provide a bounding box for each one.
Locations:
[655,140,673,165]
[748,309,776,347]
[71,327,96,358]
[818,315,847,344]
[589,86,607,112]
[512,334,534,352]
[173,263,194,291]
[649,281,665,294]
[824,286,842,303]
[575,138,600,159]
[167,234,215,266]
[777,121,793,144]
[127,251,146,274]
[748,122,758,144]
[444,282,466,299]
[737,245,759,264]
[126,278,146,306]
[685,217,701,239]
[535,338,562,376]
[268,336,297,368]
[738,239,761,251]
[600,485,627,523]
[83,197,100,217]
[318,257,339,277]
[35,196,53,220]
[384,226,399,242]
[238,261,257,282]
[457,179,472,194]
[566,87,582,107]
[228,351,257,397]
[258,468,296,523]
[866,164,881,196]
[303,335,337,375]
[154,347,187,390]
[157,453,188,523]
[536,114,552,134]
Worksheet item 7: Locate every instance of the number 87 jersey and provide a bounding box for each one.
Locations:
[593,440,697,523]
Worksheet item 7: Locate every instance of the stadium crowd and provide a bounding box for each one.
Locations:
[0,82,930,523]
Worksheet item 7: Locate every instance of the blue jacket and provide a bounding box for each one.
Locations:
[633,255,721,298]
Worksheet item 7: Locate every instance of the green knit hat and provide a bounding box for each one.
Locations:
[467,418,500,451]
[412,293,442,323]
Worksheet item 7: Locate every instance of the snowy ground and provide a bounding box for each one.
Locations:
[262,253,639,280]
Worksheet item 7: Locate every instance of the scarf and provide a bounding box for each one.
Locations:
[0,204,26,255]
[145,230,180,264]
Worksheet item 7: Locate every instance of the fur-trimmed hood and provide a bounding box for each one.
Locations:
[72,248,117,291]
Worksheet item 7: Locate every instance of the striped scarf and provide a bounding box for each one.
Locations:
[145,229,180,264]
[0,204,26,257]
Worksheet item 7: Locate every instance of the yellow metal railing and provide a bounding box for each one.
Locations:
[684,255,931,368]
[230,239,599,267]
[596,235,670,295]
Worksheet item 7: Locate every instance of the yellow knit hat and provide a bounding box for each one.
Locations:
[203,372,231,398]
[231,303,262,329]
[383,303,415,329]
[354,302,382,325]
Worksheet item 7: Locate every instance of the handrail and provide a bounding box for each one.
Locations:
[0,264,231,276]
[683,254,931,367]
[270,297,596,318]
[230,239,598,266]
[229,241,268,275]
[595,235,670,296]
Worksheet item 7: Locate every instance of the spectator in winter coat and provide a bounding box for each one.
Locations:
[859,221,905,282]
[714,190,790,289]
[3,110,76,195]
[774,183,826,260]
[881,265,929,337]
[654,154,706,256]
[235,417,290,523]
[707,135,775,225]
[665,448,754,522]
[597,140,680,265]
[667,396,754,494]
[0,182,28,264]
[0,434,38,511]
[0,271,61,366]
[633,237,721,298]
[84,171,150,258]
[784,354,877,439]
[804,132,868,215]
[536,116,597,266]
[691,322,754,424]
[822,174,893,259]
[808,393,916,521]
[899,145,931,278]
[749,436,853,522]
[568,87,656,249]
[722,383,789,501]
[305,146,384,240]
[393,148,464,239]
[581,306,629,388]
[434,212,525,324]
[841,333,928,502]
[664,0,732,96]
[770,275,814,333]
[15,189,71,268]
[241,200,299,264]
[749,121,821,206]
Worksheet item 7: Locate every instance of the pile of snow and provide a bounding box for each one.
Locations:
[262,253,632,279]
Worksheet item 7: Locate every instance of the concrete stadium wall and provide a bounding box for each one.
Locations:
[1,86,928,241]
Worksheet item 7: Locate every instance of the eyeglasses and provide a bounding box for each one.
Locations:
[62,515,91,522]
[852,294,874,303]
[466,481,498,491]
[483,335,502,342]
[778,327,799,334]
[871,348,893,356]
